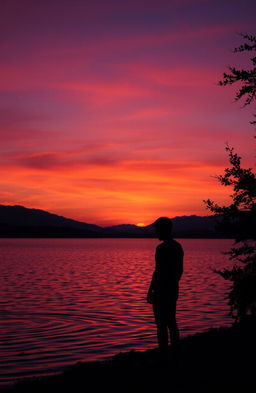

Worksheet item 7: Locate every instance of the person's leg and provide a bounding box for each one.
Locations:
[156,322,168,349]
[169,317,179,345]
[153,304,168,349]
[167,299,180,346]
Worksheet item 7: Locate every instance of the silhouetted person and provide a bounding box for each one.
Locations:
[147,217,183,353]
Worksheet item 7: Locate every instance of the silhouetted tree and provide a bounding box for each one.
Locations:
[205,34,256,320]
[219,33,256,125]
[204,147,256,319]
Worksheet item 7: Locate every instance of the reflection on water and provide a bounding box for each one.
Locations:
[0,238,233,385]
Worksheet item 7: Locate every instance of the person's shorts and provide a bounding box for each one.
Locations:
[152,290,178,325]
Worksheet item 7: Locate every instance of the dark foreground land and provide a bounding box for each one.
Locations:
[1,318,255,393]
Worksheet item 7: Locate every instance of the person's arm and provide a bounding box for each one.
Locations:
[177,246,184,282]
[147,270,157,304]
[147,245,161,303]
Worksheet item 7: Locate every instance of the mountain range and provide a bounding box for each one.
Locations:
[0,204,226,238]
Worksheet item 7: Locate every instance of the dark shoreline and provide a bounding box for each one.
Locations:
[1,318,255,393]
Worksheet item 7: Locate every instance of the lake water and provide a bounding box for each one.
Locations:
[0,238,233,386]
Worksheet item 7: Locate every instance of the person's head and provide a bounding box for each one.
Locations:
[152,216,173,241]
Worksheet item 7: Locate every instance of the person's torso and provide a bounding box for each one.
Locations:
[154,239,183,295]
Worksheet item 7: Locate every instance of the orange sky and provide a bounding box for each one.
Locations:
[0,0,255,226]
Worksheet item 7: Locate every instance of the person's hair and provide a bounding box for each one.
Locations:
[152,216,173,232]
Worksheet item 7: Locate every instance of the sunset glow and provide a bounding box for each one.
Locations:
[1,0,255,225]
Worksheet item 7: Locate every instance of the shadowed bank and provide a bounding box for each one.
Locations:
[1,317,255,393]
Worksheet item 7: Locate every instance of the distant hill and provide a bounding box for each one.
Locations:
[104,224,154,236]
[104,216,221,238]
[0,204,226,238]
[172,215,218,237]
[0,205,103,237]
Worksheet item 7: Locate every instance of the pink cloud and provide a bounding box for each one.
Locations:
[0,22,243,94]
[56,81,152,103]
[123,65,220,87]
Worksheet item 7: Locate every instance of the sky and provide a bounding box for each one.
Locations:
[0,0,255,226]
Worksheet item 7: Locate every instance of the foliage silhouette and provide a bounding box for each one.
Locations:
[204,147,256,319]
[219,33,256,125]
[205,34,256,320]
